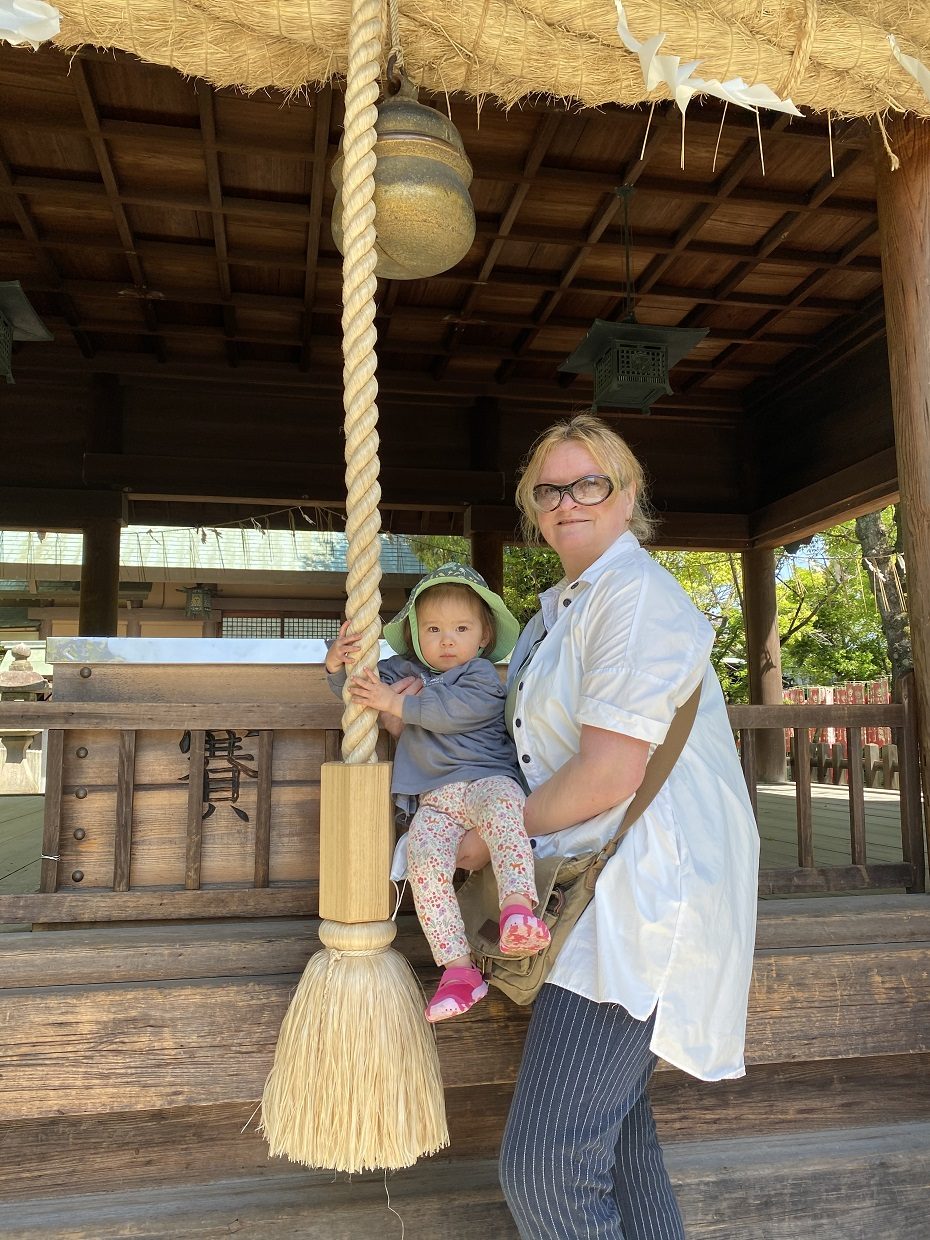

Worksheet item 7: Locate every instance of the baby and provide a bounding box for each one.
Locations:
[326,562,550,1021]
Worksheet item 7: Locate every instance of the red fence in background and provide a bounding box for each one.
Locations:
[783,680,892,748]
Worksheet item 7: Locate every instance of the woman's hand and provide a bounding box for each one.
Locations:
[379,675,422,737]
[456,828,491,871]
[324,620,361,674]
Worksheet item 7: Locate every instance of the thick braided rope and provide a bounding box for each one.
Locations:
[340,0,384,764]
[779,0,818,99]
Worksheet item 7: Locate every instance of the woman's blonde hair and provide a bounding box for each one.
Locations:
[514,412,656,544]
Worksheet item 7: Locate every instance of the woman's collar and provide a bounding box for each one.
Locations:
[538,530,641,620]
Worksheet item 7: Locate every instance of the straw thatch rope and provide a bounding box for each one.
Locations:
[52,1,930,117]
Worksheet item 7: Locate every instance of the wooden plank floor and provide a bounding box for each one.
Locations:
[0,796,44,896]
[757,783,908,870]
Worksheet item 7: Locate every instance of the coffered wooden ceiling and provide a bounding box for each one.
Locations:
[0,44,894,545]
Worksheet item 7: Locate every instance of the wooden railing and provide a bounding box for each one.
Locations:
[0,676,925,923]
[0,699,351,924]
[730,672,926,896]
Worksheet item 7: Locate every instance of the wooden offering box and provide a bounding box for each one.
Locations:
[42,638,351,916]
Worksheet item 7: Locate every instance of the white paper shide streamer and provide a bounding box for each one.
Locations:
[0,0,60,48]
[888,34,930,106]
[615,0,803,116]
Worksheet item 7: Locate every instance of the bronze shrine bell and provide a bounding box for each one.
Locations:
[331,75,475,281]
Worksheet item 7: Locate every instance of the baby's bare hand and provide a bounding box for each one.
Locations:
[347,666,397,715]
[325,620,362,674]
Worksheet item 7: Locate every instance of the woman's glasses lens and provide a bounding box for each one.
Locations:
[532,475,614,512]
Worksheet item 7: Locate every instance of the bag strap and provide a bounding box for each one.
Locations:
[583,678,703,891]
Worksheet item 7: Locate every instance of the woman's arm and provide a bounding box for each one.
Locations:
[455,724,650,869]
[523,724,649,837]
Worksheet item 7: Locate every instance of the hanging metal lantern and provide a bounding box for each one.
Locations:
[559,188,707,412]
[331,74,475,281]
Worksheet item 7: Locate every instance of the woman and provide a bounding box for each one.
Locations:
[458,413,759,1238]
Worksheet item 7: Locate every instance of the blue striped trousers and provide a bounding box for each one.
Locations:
[499,984,685,1239]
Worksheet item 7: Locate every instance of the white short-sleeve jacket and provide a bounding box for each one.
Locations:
[507,531,759,1081]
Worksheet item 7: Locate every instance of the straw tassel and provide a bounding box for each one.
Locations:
[259,0,448,1172]
[261,920,448,1172]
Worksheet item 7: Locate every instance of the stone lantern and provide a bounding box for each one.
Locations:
[0,643,50,794]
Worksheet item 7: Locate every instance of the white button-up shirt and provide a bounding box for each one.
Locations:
[508,531,759,1081]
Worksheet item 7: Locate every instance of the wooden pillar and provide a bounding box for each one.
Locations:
[876,116,930,814]
[742,547,787,783]
[469,395,506,594]
[78,518,121,636]
[471,531,505,596]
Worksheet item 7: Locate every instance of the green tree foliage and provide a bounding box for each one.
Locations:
[777,516,897,687]
[652,550,749,700]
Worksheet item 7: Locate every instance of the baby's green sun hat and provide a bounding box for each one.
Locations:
[383,562,520,665]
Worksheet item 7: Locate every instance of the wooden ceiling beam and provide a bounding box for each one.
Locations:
[682,168,878,398]
[0,219,883,279]
[68,58,168,365]
[0,487,127,531]
[8,348,743,416]
[18,269,863,320]
[2,161,875,224]
[431,112,563,380]
[23,290,822,349]
[555,125,870,400]
[4,175,313,223]
[473,164,876,217]
[654,148,876,397]
[82,452,509,507]
[495,109,677,383]
[10,94,868,155]
[631,116,794,308]
[19,276,826,353]
[712,148,865,306]
[746,289,887,409]
[749,447,898,549]
[36,311,767,374]
[682,220,881,395]
[0,146,95,359]
[19,297,823,357]
[299,87,334,372]
[471,221,882,273]
[197,84,238,369]
[0,215,882,279]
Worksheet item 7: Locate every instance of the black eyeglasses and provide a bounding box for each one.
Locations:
[531,474,615,513]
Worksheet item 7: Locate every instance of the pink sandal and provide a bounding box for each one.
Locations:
[425,964,488,1023]
[499,904,552,957]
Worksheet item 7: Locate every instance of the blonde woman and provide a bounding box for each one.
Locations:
[457,413,759,1238]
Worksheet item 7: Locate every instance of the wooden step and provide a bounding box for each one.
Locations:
[3,896,930,1230]
[4,898,930,1124]
[670,1120,930,1239]
[0,1160,513,1240]
[3,1121,929,1239]
[4,1051,930,1204]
